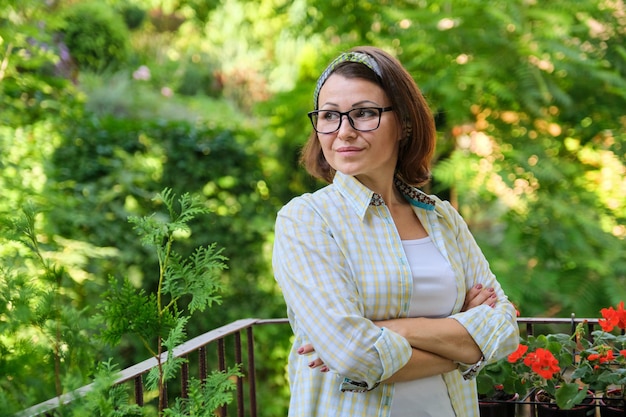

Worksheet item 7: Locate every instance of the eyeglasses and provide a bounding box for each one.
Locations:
[307,106,393,134]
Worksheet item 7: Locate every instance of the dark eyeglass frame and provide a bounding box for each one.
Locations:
[307,106,393,134]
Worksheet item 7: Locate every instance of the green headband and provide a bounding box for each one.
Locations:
[313,51,383,109]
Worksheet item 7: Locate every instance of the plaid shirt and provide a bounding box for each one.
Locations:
[273,172,519,417]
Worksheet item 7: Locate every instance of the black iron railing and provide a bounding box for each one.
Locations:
[17,316,621,417]
[17,318,288,417]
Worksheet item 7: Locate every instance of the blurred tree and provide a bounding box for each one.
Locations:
[60,2,131,73]
[0,0,79,126]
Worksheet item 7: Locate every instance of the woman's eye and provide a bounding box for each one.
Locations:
[355,108,376,118]
[321,111,339,120]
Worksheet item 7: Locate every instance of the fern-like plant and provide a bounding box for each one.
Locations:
[0,204,102,413]
[98,188,240,416]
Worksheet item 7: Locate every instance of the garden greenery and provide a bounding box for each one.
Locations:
[8,190,241,416]
[1,0,624,415]
[97,188,241,416]
[60,2,131,73]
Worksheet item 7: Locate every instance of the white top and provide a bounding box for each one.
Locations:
[390,237,457,417]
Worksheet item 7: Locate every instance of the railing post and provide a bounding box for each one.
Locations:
[181,355,189,399]
[234,331,244,417]
[247,326,258,417]
[134,375,144,406]
[199,345,207,381]
[587,320,596,341]
[218,338,226,371]
[218,338,227,417]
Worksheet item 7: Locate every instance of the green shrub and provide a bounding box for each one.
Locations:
[0,205,105,414]
[49,116,284,331]
[61,2,131,73]
[118,2,147,30]
[177,59,221,97]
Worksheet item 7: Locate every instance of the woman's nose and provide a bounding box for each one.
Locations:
[337,114,356,137]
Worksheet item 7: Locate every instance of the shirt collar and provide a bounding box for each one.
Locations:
[333,171,436,218]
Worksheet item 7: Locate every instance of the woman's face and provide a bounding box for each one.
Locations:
[316,73,401,186]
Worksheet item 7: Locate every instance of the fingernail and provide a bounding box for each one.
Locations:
[309,361,315,367]
[488,287,495,292]
[320,366,329,372]
[476,284,483,289]
[297,347,304,354]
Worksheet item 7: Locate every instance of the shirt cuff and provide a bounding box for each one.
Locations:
[339,327,412,391]
[339,378,380,392]
[455,355,485,380]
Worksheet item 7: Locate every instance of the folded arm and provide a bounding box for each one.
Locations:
[302,284,494,381]
[383,349,457,382]
[375,316,482,364]
[301,343,456,382]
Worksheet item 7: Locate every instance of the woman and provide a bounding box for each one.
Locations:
[272,46,519,416]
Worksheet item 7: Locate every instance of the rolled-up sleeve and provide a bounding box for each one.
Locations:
[451,304,519,365]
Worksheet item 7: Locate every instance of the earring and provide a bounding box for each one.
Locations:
[404,123,412,140]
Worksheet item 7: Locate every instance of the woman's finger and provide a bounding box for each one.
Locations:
[297,344,329,372]
[462,284,496,311]
[297,343,315,355]
[308,357,324,368]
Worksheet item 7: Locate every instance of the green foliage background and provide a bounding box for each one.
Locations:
[1,0,625,415]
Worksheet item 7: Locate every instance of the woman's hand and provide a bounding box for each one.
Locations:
[297,344,329,372]
[462,283,496,311]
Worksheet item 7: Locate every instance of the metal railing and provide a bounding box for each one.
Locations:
[17,318,289,417]
[17,315,617,417]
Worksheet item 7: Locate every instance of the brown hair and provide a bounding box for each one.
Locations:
[300,46,436,187]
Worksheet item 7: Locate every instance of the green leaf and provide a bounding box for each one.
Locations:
[555,383,588,410]
[98,276,161,346]
[163,367,242,416]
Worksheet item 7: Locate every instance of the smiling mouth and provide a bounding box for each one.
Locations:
[336,147,362,153]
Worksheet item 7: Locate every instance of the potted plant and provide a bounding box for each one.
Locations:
[476,302,626,416]
[573,302,626,417]
[505,331,596,416]
[476,358,524,417]
[476,319,591,416]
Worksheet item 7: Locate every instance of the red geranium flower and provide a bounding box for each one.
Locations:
[599,301,626,332]
[508,344,528,363]
[616,301,626,329]
[523,348,561,379]
[587,350,615,364]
